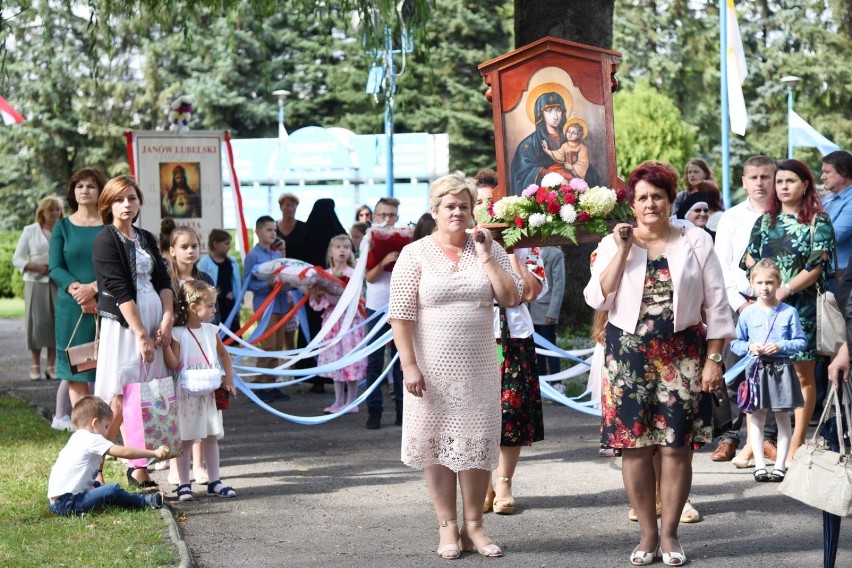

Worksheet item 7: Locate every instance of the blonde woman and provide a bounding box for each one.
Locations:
[14,195,64,380]
[389,171,522,559]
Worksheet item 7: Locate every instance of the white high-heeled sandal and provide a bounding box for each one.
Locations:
[662,546,686,566]
[436,520,460,559]
[630,544,660,565]
[459,519,502,557]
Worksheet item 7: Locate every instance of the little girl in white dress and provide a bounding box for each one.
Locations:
[163,280,238,501]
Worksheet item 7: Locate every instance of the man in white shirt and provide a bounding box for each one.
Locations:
[711,156,779,463]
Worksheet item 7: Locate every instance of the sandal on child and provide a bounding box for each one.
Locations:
[769,468,786,482]
[753,468,770,482]
[177,483,194,501]
[207,480,236,498]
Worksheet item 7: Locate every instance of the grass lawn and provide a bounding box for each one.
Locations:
[0,298,24,319]
[0,397,176,567]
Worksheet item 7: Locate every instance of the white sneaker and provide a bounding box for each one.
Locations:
[51,415,73,432]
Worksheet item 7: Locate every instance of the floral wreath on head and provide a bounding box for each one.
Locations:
[478,172,632,247]
[168,95,193,132]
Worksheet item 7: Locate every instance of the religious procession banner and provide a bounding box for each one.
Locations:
[124,130,249,257]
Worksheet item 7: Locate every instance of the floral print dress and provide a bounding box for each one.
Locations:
[742,212,835,361]
[601,256,712,449]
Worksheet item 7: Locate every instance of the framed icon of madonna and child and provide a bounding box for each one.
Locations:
[479,36,623,199]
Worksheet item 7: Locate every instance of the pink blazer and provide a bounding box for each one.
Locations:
[583,221,734,340]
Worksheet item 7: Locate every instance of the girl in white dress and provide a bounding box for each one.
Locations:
[163,280,238,501]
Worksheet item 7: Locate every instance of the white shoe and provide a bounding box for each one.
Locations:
[51,415,72,432]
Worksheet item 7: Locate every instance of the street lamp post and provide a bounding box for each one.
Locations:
[272,89,291,142]
[780,76,800,159]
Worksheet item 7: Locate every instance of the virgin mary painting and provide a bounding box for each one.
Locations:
[510,89,600,194]
[510,91,576,193]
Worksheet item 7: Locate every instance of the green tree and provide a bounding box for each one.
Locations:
[613,80,697,176]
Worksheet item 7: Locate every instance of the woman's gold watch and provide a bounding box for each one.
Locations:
[707,353,723,364]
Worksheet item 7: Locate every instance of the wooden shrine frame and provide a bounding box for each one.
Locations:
[479,37,622,200]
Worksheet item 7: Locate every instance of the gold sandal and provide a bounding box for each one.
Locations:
[492,475,515,515]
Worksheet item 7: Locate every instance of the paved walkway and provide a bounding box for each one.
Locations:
[0,317,847,567]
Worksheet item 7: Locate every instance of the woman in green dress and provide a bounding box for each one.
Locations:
[742,159,835,460]
[49,168,107,426]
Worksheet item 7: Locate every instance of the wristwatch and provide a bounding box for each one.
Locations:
[707,353,723,364]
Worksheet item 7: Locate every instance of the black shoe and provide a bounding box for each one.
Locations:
[257,390,275,403]
[270,388,290,400]
[395,411,403,426]
[127,467,158,489]
[366,413,382,429]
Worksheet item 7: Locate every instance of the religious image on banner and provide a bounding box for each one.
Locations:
[160,161,202,218]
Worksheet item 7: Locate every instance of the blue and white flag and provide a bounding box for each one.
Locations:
[789,110,840,156]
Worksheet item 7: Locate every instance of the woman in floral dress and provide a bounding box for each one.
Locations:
[742,159,835,458]
[584,161,733,566]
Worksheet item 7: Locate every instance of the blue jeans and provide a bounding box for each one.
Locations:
[49,483,150,515]
[364,308,403,415]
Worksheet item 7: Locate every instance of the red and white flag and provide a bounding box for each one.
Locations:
[0,96,24,125]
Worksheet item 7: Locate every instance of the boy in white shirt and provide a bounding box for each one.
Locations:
[47,396,169,515]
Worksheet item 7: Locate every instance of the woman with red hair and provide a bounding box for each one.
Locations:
[742,159,836,461]
[585,161,733,566]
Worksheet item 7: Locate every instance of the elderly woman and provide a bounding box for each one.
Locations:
[389,171,521,559]
[14,195,64,380]
[93,176,174,488]
[742,159,836,459]
[49,169,106,431]
[676,191,715,240]
[584,161,733,566]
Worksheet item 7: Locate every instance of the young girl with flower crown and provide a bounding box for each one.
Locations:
[163,280,238,501]
[731,258,806,482]
[309,235,366,414]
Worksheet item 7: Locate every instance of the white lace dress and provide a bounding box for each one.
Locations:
[389,237,522,472]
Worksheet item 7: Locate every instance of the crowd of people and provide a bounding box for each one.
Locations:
[14,149,852,565]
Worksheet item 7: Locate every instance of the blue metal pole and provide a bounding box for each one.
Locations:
[720,0,731,209]
[385,26,395,199]
[787,87,794,159]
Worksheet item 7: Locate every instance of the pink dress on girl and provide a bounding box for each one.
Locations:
[309,268,366,382]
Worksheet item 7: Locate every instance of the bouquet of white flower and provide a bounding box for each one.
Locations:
[478,173,632,248]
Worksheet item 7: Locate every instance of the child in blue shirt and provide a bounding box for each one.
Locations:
[243,216,290,400]
[731,259,806,483]
[47,396,169,515]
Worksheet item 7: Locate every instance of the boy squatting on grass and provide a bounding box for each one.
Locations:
[47,396,170,515]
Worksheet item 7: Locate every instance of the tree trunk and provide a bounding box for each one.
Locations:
[514,0,614,49]
[515,0,615,332]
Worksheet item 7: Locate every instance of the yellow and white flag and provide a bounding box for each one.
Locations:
[726,0,748,135]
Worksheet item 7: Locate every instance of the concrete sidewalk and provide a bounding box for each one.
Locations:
[0,316,848,567]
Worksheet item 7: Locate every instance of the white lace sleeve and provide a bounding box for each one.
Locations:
[388,242,420,321]
[491,241,524,298]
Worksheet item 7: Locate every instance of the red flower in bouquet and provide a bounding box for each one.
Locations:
[563,191,577,205]
[514,216,525,228]
[577,211,591,223]
[546,199,561,214]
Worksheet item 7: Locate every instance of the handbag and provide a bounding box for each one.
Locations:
[808,216,845,356]
[778,382,852,516]
[65,313,99,374]
[214,386,231,411]
[179,327,223,396]
[710,387,732,438]
[735,309,780,413]
[139,364,182,459]
[816,287,845,356]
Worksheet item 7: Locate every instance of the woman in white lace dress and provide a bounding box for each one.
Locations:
[389,172,522,559]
